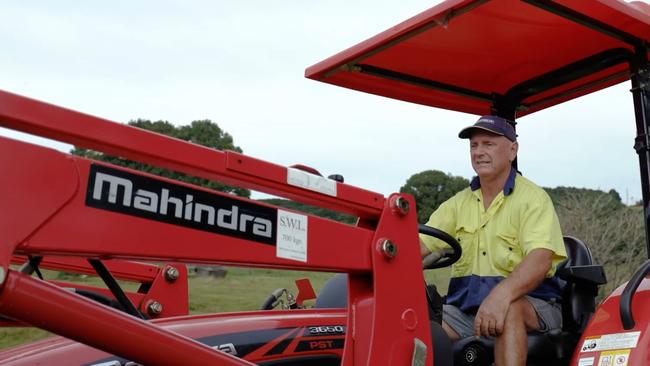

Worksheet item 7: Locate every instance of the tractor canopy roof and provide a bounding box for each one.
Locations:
[306,0,650,118]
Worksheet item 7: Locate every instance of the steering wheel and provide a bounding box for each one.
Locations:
[419,224,462,270]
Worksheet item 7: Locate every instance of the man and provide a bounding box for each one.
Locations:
[419,115,567,366]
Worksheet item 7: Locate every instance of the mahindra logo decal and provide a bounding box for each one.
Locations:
[86,165,277,245]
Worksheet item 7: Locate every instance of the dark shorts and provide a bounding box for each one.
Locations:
[443,296,562,339]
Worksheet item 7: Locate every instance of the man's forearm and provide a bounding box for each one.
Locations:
[490,248,553,303]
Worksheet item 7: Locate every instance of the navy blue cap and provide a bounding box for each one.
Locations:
[458,115,517,142]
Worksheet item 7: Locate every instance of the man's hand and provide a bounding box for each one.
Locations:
[474,248,554,338]
[474,288,511,337]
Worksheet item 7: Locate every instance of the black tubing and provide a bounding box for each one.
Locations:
[260,288,286,310]
[620,259,650,330]
[260,294,278,310]
[88,259,145,319]
[75,289,125,311]
[19,256,43,277]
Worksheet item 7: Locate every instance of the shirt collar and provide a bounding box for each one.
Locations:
[470,167,517,196]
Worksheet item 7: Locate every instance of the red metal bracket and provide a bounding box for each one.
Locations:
[0,90,432,365]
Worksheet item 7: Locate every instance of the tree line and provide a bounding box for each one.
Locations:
[73,119,645,298]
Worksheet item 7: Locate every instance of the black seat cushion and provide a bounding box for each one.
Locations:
[557,236,598,333]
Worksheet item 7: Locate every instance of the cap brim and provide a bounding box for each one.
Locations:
[458,126,506,139]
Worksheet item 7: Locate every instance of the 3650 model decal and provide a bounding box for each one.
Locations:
[86,164,277,245]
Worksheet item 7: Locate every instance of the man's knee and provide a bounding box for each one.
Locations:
[442,321,461,342]
[505,298,540,332]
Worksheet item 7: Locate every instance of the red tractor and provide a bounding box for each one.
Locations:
[0,1,649,365]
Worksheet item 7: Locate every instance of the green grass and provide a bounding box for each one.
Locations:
[0,270,139,350]
[186,267,335,314]
[0,266,449,350]
[0,328,52,350]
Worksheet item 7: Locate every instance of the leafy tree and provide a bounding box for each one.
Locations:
[551,189,644,299]
[72,119,250,197]
[400,170,469,223]
[544,186,624,215]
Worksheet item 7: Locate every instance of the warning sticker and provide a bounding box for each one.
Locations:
[578,357,595,366]
[276,210,308,262]
[287,168,337,197]
[580,332,640,353]
[597,349,629,366]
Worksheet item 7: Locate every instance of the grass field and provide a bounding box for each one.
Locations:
[0,266,449,350]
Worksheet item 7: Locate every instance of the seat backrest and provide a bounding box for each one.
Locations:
[314,273,347,309]
[558,236,597,333]
[562,236,594,267]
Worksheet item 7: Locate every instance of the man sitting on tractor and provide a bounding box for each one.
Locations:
[420,115,567,366]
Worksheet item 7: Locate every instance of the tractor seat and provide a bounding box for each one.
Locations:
[453,236,607,366]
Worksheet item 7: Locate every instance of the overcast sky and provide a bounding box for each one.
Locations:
[1,1,644,204]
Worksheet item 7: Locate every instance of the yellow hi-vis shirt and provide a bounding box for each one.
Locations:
[420,170,567,313]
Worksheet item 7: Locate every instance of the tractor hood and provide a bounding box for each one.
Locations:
[306,0,650,117]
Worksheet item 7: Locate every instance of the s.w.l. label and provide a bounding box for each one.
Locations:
[276,210,308,262]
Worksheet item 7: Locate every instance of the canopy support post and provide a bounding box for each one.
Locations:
[630,45,650,258]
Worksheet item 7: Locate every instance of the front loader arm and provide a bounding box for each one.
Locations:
[0,90,433,366]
